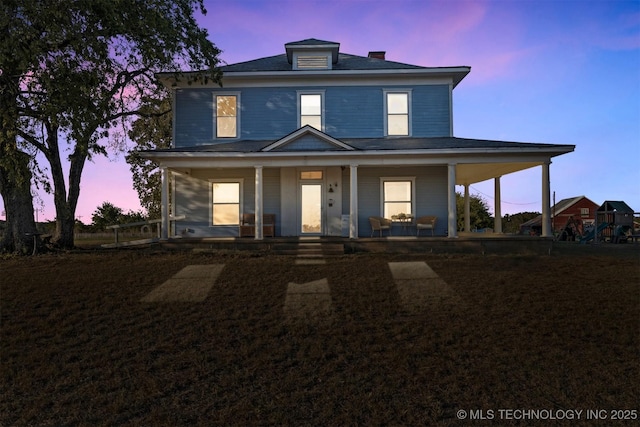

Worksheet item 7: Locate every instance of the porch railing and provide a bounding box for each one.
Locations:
[105,215,185,247]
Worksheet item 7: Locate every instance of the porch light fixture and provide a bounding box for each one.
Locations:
[328,184,334,193]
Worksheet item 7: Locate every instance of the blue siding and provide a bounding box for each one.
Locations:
[277,134,340,151]
[174,84,451,146]
[173,168,281,237]
[412,85,451,136]
[174,89,214,146]
[241,89,296,139]
[348,166,449,237]
[325,87,383,137]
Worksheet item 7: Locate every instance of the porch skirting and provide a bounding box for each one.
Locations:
[155,235,556,255]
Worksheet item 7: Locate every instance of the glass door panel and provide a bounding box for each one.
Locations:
[301,184,322,234]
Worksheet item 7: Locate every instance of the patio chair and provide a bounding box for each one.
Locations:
[416,216,437,236]
[239,213,275,237]
[369,216,392,237]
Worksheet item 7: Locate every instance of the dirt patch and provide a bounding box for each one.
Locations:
[1,249,638,425]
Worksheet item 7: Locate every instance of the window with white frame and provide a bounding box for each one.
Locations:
[384,90,411,136]
[381,178,415,218]
[215,94,238,138]
[580,208,589,217]
[211,181,241,225]
[298,92,323,130]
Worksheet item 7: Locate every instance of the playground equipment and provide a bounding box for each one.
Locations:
[580,222,609,244]
[558,216,583,241]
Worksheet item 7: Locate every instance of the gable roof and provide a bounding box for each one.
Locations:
[520,196,600,228]
[284,38,340,64]
[262,126,355,152]
[285,38,338,47]
[552,196,598,216]
[598,201,634,212]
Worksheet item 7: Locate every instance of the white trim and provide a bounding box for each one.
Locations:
[215,76,456,89]
[379,176,416,218]
[158,67,471,89]
[145,145,573,160]
[448,83,453,137]
[297,90,326,131]
[145,155,565,173]
[171,89,177,148]
[383,89,412,137]
[212,92,241,139]
[161,167,169,239]
[349,165,358,238]
[254,167,263,240]
[209,178,244,226]
[296,167,327,236]
[447,164,458,238]
[262,125,355,152]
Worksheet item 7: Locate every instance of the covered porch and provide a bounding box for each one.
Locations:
[142,132,574,241]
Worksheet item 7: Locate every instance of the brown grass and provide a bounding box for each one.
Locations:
[1,248,639,426]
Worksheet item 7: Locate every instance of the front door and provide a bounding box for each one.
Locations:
[300,183,323,234]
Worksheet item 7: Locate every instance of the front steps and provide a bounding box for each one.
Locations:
[272,242,345,257]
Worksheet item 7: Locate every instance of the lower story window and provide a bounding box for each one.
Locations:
[381,178,415,218]
[212,181,241,225]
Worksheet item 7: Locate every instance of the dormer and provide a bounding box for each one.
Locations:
[285,38,340,70]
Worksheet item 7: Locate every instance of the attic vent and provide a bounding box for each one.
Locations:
[296,55,329,69]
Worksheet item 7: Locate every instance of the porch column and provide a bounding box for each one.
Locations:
[349,164,358,238]
[255,166,264,240]
[447,163,457,238]
[541,161,552,237]
[160,166,169,240]
[464,184,471,232]
[494,176,502,233]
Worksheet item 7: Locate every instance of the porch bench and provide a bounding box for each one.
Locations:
[239,213,275,237]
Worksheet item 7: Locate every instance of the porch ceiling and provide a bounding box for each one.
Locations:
[456,161,542,185]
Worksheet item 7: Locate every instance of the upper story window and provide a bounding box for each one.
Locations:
[580,208,589,217]
[298,91,324,130]
[215,94,239,138]
[384,90,412,136]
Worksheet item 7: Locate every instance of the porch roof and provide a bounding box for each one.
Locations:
[141,136,574,186]
[147,136,572,154]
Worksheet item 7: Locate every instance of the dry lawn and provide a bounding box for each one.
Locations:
[1,246,639,426]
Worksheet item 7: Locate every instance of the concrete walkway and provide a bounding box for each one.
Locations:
[388,261,460,313]
[141,260,459,321]
[283,278,333,323]
[140,264,224,302]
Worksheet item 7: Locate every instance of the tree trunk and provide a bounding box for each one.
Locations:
[46,125,88,249]
[0,72,38,254]
[0,154,38,254]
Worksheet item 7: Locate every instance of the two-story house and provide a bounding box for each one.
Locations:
[143,38,574,239]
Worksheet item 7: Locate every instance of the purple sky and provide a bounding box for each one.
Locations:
[7,0,639,223]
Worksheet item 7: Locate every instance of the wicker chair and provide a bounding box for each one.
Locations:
[416,216,437,236]
[239,213,275,237]
[369,216,392,237]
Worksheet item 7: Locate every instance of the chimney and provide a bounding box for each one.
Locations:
[368,51,386,60]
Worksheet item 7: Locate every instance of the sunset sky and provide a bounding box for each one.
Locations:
[7,0,639,223]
